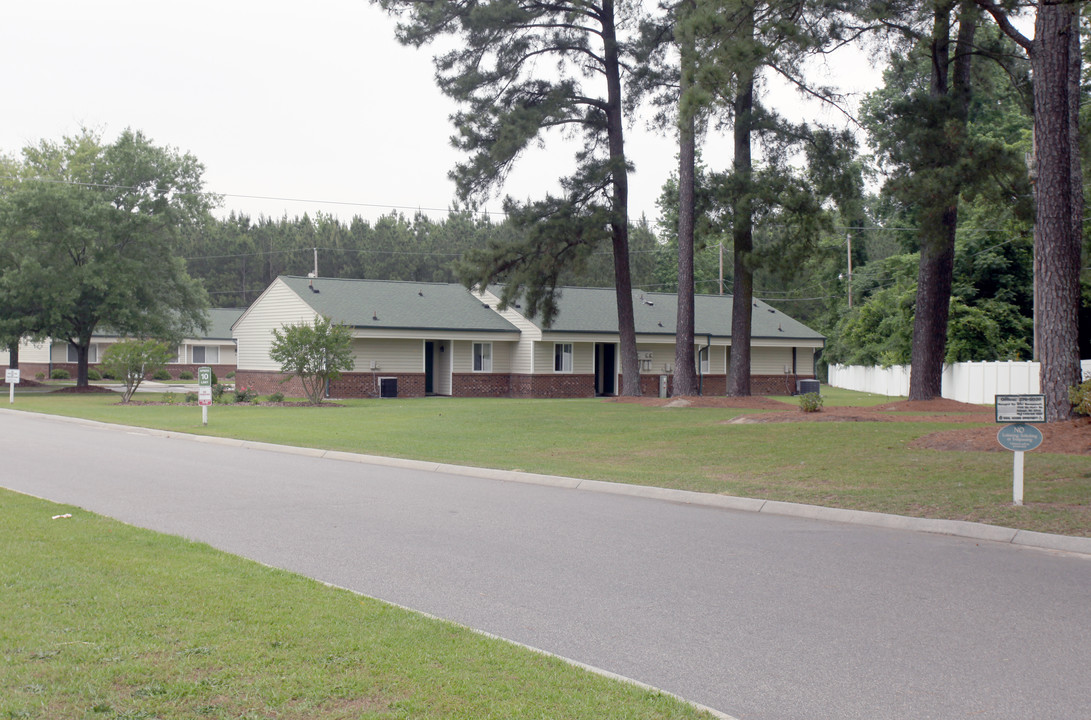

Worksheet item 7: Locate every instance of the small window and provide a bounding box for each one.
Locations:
[67,343,97,363]
[697,347,709,374]
[473,342,492,372]
[554,343,573,373]
[192,346,219,364]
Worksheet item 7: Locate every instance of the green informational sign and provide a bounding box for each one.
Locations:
[997,423,1043,452]
[198,366,212,387]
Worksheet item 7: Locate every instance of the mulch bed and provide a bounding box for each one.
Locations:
[606,395,1090,455]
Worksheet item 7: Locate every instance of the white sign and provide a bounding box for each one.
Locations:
[5,369,20,384]
[198,386,213,406]
[995,394,1046,423]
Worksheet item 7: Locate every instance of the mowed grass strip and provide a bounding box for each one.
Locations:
[0,490,713,720]
[7,391,1091,536]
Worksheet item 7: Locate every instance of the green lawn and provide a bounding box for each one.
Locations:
[5,389,1090,536]
[0,490,712,720]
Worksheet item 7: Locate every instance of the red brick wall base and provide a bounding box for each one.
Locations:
[510,374,596,398]
[229,369,816,400]
[452,373,511,397]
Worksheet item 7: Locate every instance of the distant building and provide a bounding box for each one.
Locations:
[231,276,824,398]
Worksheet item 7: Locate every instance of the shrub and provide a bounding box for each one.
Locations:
[211,383,227,402]
[35,372,45,381]
[162,392,178,404]
[185,392,198,403]
[1070,379,1091,416]
[178,371,194,380]
[100,369,116,380]
[798,392,824,413]
[51,368,70,380]
[267,392,285,403]
[86,368,101,381]
[152,369,172,381]
[101,340,175,403]
[226,371,235,379]
[210,370,218,386]
[233,385,258,404]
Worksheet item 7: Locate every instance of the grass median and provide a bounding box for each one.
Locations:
[0,490,713,720]
[4,387,1089,536]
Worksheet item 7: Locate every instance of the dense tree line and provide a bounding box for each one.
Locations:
[178,210,663,309]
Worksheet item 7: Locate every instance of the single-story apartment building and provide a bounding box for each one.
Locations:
[0,308,243,380]
[232,276,824,398]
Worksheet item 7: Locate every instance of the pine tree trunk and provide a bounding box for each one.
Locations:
[602,0,640,397]
[727,67,755,397]
[1033,2,1081,421]
[908,3,975,401]
[673,11,698,398]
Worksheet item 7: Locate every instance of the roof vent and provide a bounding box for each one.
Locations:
[372,312,379,321]
[418,290,424,297]
[768,308,775,313]
[778,324,784,332]
[482,303,490,308]
[657,321,663,327]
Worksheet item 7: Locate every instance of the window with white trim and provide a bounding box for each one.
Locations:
[473,342,492,372]
[67,343,97,363]
[697,346,709,374]
[192,345,220,364]
[554,343,573,373]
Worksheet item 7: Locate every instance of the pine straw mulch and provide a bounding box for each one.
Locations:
[606,395,1091,456]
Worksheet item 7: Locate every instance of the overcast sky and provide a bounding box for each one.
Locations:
[1,0,882,227]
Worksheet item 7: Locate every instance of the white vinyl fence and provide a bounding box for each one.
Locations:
[828,360,1091,405]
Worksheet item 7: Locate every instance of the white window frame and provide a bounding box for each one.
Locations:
[192,345,220,364]
[697,346,710,374]
[554,343,573,373]
[473,342,492,372]
[67,343,97,363]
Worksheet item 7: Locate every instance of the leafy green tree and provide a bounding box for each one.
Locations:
[376,0,644,395]
[100,339,175,403]
[0,129,211,387]
[269,315,355,405]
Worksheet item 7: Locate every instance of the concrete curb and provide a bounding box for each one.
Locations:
[6,408,1091,558]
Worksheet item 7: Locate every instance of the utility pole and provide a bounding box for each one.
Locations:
[718,241,724,295]
[846,232,853,309]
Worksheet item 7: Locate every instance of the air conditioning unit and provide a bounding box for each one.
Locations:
[797,379,820,395]
[379,377,397,398]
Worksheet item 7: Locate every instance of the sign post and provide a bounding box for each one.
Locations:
[5,368,19,404]
[197,366,212,426]
[995,395,1045,506]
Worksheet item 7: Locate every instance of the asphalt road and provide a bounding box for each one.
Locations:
[2,410,1089,720]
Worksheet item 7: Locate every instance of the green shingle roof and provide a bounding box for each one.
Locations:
[280,276,520,333]
[490,285,824,341]
[205,308,245,340]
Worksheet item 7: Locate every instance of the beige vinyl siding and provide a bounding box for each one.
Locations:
[1,339,51,365]
[751,346,796,375]
[634,344,677,374]
[351,338,424,373]
[233,279,317,371]
[477,289,539,374]
[451,339,513,373]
